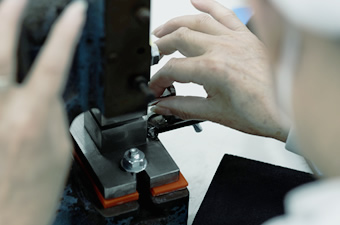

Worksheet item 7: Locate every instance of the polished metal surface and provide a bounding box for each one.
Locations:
[147,113,203,138]
[151,43,160,65]
[104,0,151,118]
[71,113,180,198]
[90,108,145,127]
[140,139,180,188]
[71,114,137,199]
[85,110,147,153]
[121,148,148,173]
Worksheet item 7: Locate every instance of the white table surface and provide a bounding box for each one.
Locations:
[150,1,311,224]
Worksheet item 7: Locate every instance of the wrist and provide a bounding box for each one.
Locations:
[264,98,289,143]
[267,113,289,142]
[272,127,289,143]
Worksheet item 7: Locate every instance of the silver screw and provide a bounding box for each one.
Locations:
[129,148,140,159]
[121,148,147,173]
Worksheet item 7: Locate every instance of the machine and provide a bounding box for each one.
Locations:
[18,0,202,224]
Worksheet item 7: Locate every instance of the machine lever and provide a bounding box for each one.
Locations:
[135,76,155,103]
[147,114,203,139]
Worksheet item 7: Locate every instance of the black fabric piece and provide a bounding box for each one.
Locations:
[193,154,315,225]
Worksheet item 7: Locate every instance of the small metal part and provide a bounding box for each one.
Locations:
[151,43,160,65]
[147,113,203,138]
[121,148,148,173]
[160,85,176,98]
[148,85,176,106]
[135,76,155,103]
[147,126,158,139]
[193,123,203,133]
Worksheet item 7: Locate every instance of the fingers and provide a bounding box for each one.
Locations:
[0,0,28,82]
[153,14,228,37]
[152,96,209,120]
[149,57,205,97]
[155,27,211,57]
[191,0,246,31]
[47,101,72,155]
[26,0,87,101]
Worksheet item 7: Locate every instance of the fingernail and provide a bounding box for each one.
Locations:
[152,25,163,37]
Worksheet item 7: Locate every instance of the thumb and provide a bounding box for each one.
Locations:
[152,96,209,120]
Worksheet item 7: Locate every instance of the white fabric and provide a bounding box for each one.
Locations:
[262,178,340,225]
[285,128,300,155]
[269,0,340,38]
[266,2,340,224]
[285,129,323,176]
[274,25,301,127]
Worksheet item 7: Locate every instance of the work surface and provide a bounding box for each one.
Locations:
[150,0,312,224]
[192,154,315,225]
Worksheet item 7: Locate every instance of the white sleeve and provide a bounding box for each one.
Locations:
[285,128,323,176]
[285,128,301,155]
[262,179,340,225]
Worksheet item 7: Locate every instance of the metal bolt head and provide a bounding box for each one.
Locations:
[128,148,140,159]
[121,148,147,173]
[135,7,150,24]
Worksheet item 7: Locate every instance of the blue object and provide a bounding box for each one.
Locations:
[233,7,253,25]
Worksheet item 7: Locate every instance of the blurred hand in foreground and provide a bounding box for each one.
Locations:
[0,1,87,225]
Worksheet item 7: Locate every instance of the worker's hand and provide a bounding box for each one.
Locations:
[0,1,87,225]
[150,0,288,142]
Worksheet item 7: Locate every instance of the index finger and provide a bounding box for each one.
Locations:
[155,27,210,57]
[150,57,205,97]
[0,0,28,82]
[26,0,87,101]
[153,14,228,38]
[191,0,247,31]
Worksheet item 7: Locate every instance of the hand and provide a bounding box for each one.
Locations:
[150,0,288,142]
[0,1,87,225]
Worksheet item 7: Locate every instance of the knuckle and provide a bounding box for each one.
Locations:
[195,14,211,26]
[168,57,178,66]
[167,17,180,28]
[224,8,237,18]
[202,57,222,74]
[165,58,178,73]
[177,111,191,120]
[233,23,246,32]
[175,27,190,39]
[173,105,192,120]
